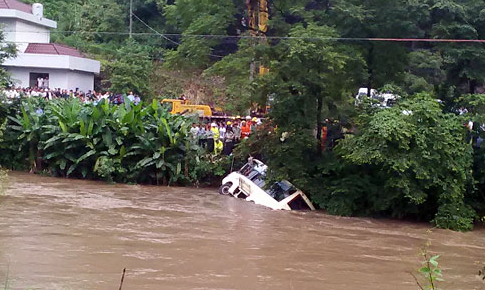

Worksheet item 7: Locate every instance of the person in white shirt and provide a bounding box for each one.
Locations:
[44,77,49,89]
[219,122,226,139]
[37,77,43,88]
[127,91,135,102]
[190,123,199,142]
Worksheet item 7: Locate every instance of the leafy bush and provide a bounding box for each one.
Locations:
[336,93,475,231]
[0,97,216,185]
[238,92,478,231]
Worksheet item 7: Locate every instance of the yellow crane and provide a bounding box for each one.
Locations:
[246,0,270,114]
[246,0,268,35]
[247,0,269,77]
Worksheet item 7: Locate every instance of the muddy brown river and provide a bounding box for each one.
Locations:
[0,172,484,290]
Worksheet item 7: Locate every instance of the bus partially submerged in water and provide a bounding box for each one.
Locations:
[219,159,315,211]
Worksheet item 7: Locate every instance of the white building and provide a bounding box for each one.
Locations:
[0,0,100,92]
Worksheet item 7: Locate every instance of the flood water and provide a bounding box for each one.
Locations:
[0,172,484,290]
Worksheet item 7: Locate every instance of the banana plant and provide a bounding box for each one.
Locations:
[1,97,203,185]
[7,97,48,172]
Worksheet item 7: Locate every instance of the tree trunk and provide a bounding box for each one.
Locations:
[469,79,477,94]
[316,95,323,155]
[367,44,374,97]
[185,158,189,177]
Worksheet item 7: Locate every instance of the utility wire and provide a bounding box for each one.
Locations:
[129,13,224,58]
[3,29,485,43]
[130,12,180,46]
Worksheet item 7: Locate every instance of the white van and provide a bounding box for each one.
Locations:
[219,159,316,211]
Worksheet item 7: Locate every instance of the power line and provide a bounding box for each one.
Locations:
[4,29,485,43]
[130,13,224,58]
[130,13,180,46]
[3,30,485,43]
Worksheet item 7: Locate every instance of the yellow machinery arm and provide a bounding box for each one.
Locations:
[246,0,268,36]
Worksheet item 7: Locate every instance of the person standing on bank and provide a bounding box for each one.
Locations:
[224,121,235,155]
[206,123,214,152]
[198,124,207,148]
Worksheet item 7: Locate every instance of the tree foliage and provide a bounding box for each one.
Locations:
[105,40,153,96]
[337,94,475,230]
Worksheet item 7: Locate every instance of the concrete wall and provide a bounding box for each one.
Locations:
[1,18,17,42]
[0,9,56,29]
[0,18,50,52]
[15,19,50,45]
[4,53,100,74]
[5,67,94,92]
[67,71,94,92]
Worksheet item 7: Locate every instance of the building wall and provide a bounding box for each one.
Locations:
[4,53,100,74]
[66,71,94,92]
[15,19,50,45]
[5,67,94,92]
[0,9,57,29]
[0,18,50,52]
[1,18,17,42]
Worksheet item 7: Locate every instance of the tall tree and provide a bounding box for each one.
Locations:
[105,40,153,96]
[159,0,238,68]
[428,0,485,98]
[327,0,428,94]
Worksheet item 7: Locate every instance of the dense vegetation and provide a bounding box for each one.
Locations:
[2,0,485,230]
[18,0,485,107]
[0,97,230,185]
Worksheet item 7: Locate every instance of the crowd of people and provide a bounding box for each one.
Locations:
[190,116,262,156]
[3,87,142,105]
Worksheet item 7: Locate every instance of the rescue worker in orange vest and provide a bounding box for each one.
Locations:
[241,120,251,139]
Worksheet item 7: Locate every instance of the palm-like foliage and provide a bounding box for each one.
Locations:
[0,97,198,185]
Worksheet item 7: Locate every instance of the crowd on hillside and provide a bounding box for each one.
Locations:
[190,116,262,156]
[3,87,142,105]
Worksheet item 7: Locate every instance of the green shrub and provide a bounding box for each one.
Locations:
[0,97,217,185]
[336,93,475,231]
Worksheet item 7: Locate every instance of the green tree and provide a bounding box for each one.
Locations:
[159,0,238,68]
[327,0,428,93]
[454,94,485,218]
[105,40,153,96]
[268,23,363,151]
[428,0,485,98]
[204,38,258,113]
[403,50,446,95]
[337,93,476,231]
[241,23,364,194]
[77,0,125,43]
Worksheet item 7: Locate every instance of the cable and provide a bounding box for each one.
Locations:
[130,12,181,46]
[129,13,224,58]
[4,29,485,43]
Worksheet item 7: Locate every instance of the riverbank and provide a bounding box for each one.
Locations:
[1,172,484,290]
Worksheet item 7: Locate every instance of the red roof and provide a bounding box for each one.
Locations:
[24,43,84,58]
[0,0,32,14]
